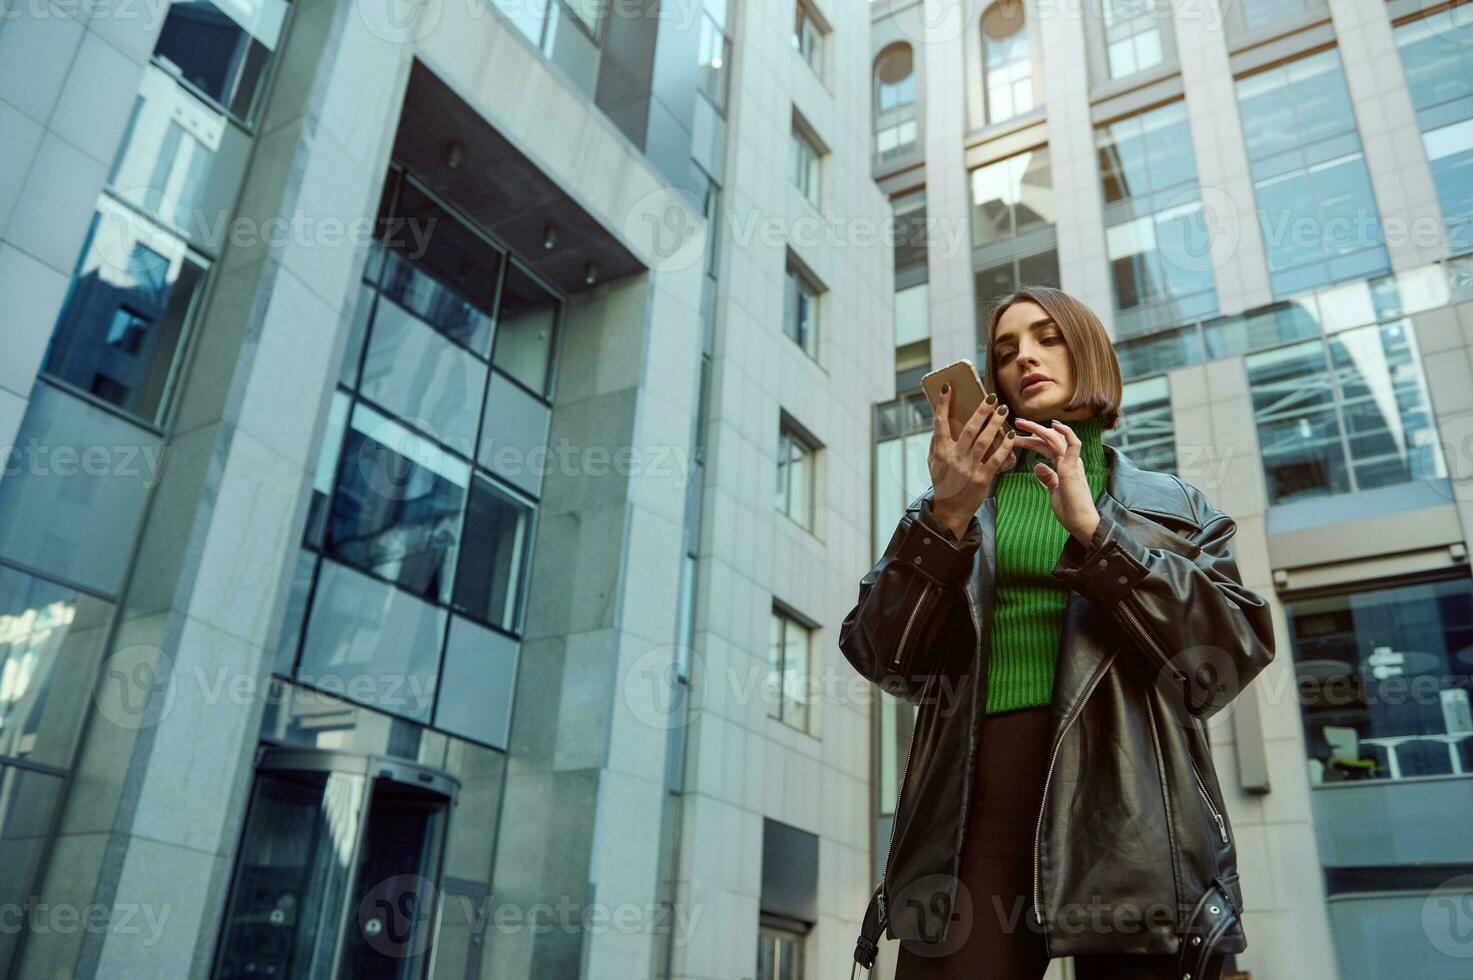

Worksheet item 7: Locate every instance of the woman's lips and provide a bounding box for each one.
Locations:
[1021,378,1051,395]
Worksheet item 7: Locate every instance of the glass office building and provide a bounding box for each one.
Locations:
[871,0,1473,976]
[0,0,896,977]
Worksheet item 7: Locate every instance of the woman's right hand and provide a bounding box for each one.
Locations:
[928,383,1017,539]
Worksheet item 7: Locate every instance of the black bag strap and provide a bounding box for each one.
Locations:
[850,884,886,979]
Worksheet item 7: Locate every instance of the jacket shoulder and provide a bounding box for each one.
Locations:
[1120,461,1222,530]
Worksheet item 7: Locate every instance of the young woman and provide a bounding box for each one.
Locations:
[842,285,1275,980]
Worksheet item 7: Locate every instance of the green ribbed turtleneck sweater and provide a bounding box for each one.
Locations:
[986,415,1110,715]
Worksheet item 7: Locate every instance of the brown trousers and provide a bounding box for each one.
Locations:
[893,704,1225,980]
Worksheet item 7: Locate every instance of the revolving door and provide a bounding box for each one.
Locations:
[212,748,458,980]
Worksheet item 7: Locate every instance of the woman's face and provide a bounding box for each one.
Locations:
[990,299,1091,424]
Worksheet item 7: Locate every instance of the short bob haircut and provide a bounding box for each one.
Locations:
[981,284,1124,431]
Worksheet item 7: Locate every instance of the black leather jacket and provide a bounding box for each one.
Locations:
[841,443,1276,977]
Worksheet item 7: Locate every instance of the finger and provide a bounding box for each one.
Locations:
[1051,420,1081,453]
[1014,417,1065,457]
[956,396,995,452]
[1034,461,1058,491]
[933,385,954,447]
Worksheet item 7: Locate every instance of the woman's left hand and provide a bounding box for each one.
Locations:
[1011,418,1101,546]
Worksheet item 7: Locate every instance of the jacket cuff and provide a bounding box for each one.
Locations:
[899,499,981,585]
[1050,509,1151,605]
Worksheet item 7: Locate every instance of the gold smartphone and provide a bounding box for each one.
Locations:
[920,359,989,440]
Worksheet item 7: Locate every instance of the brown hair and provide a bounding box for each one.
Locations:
[981,284,1123,430]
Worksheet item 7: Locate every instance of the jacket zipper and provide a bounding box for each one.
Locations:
[891,581,935,669]
[1116,594,1188,686]
[1032,649,1116,926]
[1189,756,1229,843]
[1114,595,1229,842]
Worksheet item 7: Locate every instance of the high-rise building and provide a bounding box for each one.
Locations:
[870,0,1473,976]
[0,0,896,977]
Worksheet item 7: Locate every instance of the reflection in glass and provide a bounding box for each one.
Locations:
[1245,321,1443,504]
[0,766,65,969]
[326,404,469,604]
[1236,48,1387,296]
[970,147,1053,248]
[152,0,288,121]
[107,65,253,248]
[1394,10,1473,256]
[1288,578,1473,784]
[297,559,445,722]
[0,382,164,597]
[213,768,366,978]
[43,201,207,422]
[358,295,487,456]
[1104,376,1176,476]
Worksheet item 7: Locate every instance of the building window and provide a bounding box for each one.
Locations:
[1105,376,1176,475]
[278,167,552,749]
[698,6,733,112]
[1393,9,1473,257]
[894,189,929,275]
[757,923,807,979]
[895,283,930,349]
[1289,577,1473,784]
[42,0,289,426]
[1244,319,1441,506]
[776,422,817,531]
[970,146,1053,249]
[792,122,822,208]
[1101,0,1163,79]
[1097,100,1218,335]
[874,43,918,160]
[982,0,1034,124]
[1236,47,1390,298]
[970,146,1058,340]
[769,608,815,733]
[793,1,824,76]
[783,256,821,359]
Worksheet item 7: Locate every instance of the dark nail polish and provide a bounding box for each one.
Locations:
[996,405,1008,415]
[985,392,997,404]
[941,382,949,394]
[1006,430,1015,438]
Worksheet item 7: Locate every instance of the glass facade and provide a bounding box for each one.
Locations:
[1244,319,1442,506]
[1290,577,1473,784]
[1105,375,1177,476]
[1097,100,1219,335]
[970,147,1060,342]
[1236,48,1390,298]
[1393,8,1473,256]
[277,167,552,752]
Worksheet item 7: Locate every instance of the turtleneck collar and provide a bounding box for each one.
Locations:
[1007,414,1109,477]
